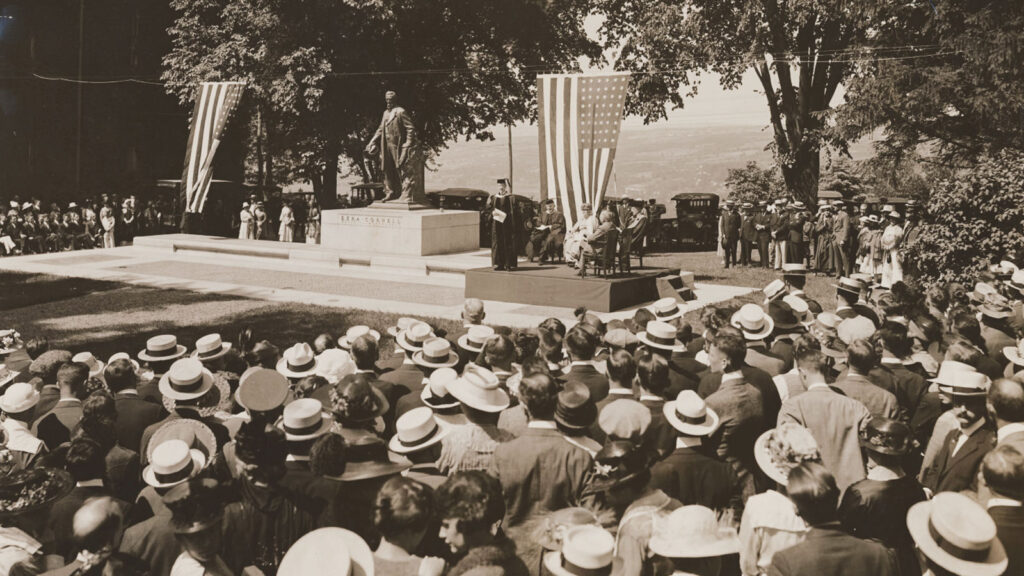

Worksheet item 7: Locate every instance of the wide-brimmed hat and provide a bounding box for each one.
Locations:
[859,416,913,456]
[147,419,218,465]
[1003,339,1024,367]
[278,398,334,441]
[158,358,215,402]
[236,368,290,414]
[72,351,105,378]
[330,374,390,422]
[0,383,39,415]
[969,282,998,305]
[663,390,720,437]
[781,263,808,277]
[731,304,775,340]
[979,294,1012,319]
[386,317,420,339]
[138,334,187,363]
[143,439,207,489]
[161,371,231,418]
[333,435,411,482]
[782,295,814,328]
[755,424,821,486]
[412,338,459,369]
[934,368,990,397]
[554,382,597,431]
[338,326,381,350]
[543,526,621,576]
[457,325,496,354]
[649,506,740,558]
[278,527,374,576]
[907,492,1007,576]
[277,343,319,379]
[388,407,448,454]
[396,323,434,353]
[833,277,863,299]
[447,364,509,412]
[1005,268,1024,296]
[0,467,73,517]
[190,333,231,362]
[762,279,787,303]
[420,367,460,410]
[315,349,356,385]
[637,321,685,352]
[534,508,602,551]
[647,297,684,321]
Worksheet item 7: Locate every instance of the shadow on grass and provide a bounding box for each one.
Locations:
[1,271,128,311]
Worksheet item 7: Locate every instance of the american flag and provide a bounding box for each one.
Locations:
[537,73,630,228]
[181,82,245,213]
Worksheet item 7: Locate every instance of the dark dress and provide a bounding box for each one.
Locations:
[838,474,926,576]
[490,193,518,270]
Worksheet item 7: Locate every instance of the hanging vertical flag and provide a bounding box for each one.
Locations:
[180,81,245,214]
[537,72,630,228]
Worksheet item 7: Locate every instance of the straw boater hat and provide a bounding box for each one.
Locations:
[663,390,720,437]
[158,358,215,402]
[278,527,374,576]
[1005,268,1024,297]
[781,263,808,278]
[755,424,821,486]
[235,368,290,414]
[543,526,622,576]
[783,295,814,327]
[534,507,602,551]
[1003,339,1024,368]
[907,492,1007,576]
[412,338,459,369]
[386,317,419,339]
[338,326,381,350]
[979,294,1012,320]
[161,371,231,418]
[933,368,990,397]
[72,352,105,378]
[277,398,334,441]
[396,323,434,354]
[143,439,207,489]
[420,367,461,410]
[457,325,496,354]
[833,277,864,299]
[388,407,449,455]
[649,506,740,559]
[277,343,319,379]
[731,304,775,340]
[0,383,39,415]
[762,279,787,302]
[147,419,218,464]
[647,297,684,322]
[190,333,231,362]
[446,364,510,413]
[637,321,686,352]
[138,334,187,363]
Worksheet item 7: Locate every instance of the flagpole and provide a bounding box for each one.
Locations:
[589,102,597,208]
[507,124,513,191]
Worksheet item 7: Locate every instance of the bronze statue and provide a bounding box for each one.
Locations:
[364,90,421,203]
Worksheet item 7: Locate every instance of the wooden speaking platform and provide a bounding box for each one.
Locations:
[465,261,693,312]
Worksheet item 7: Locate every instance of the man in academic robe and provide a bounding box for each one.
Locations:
[489,178,518,271]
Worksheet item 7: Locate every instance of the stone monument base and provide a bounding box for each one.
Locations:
[321,206,479,256]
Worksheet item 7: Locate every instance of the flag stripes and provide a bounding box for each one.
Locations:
[181,81,245,214]
[537,73,629,228]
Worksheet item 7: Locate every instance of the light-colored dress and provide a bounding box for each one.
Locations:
[739,490,809,576]
[279,206,295,242]
[239,209,252,240]
[879,223,904,287]
[100,208,116,249]
[563,215,598,264]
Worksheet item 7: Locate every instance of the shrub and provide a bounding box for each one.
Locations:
[905,150,1024,283]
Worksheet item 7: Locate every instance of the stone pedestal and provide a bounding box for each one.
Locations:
[321,206,479,256]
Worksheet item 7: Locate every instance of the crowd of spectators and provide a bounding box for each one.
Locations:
[0,261,1023,575]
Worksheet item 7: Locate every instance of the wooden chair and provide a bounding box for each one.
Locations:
[579,228,619,278]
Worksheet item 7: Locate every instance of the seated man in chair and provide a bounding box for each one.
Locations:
[579,209,617,275]
[527,199,566,263]
[619,200,648,272]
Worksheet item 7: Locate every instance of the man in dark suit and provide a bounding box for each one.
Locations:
[721,202,741,268]
[650,390,737,510]
[831,202,852,277]
[489,373,592,529]
[981,445,1024,576]
[698,360,781,429]
[32,362,88,450]
[990,377,1024,453]
[740,203,757,266]
[920,382,997,494]
[106,358,164,454]
[379,323,432,407]
[344,334,408,435]
[754,202,772,267]
[526,199,565,263]
[786,202,807,264]
[562,324,609,403]
[278,403,347,528]
[769,462,897,576]
[445,298,486,358]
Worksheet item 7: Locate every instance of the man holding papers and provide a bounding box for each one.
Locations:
[526,199,566,263]
[489,178,519,271]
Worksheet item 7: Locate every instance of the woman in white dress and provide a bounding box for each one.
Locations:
[879,212,904,287]
[99,206,116,249]
[278,202,295,242]
[563,203,598,265]
[238,202,252,240]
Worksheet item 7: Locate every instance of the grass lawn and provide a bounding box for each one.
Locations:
[1,250,838,358]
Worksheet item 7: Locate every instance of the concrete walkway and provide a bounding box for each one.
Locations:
[0,241,755,327]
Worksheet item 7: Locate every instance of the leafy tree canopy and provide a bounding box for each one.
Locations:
[724,161,785,206]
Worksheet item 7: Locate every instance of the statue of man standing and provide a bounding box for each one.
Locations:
[364,90,418,202]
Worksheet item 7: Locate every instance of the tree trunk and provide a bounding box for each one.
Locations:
[780,146,820,208]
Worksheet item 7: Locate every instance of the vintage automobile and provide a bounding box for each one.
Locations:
[669,192,720,250]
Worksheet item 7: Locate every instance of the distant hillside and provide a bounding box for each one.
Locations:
[422,121,877,205]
